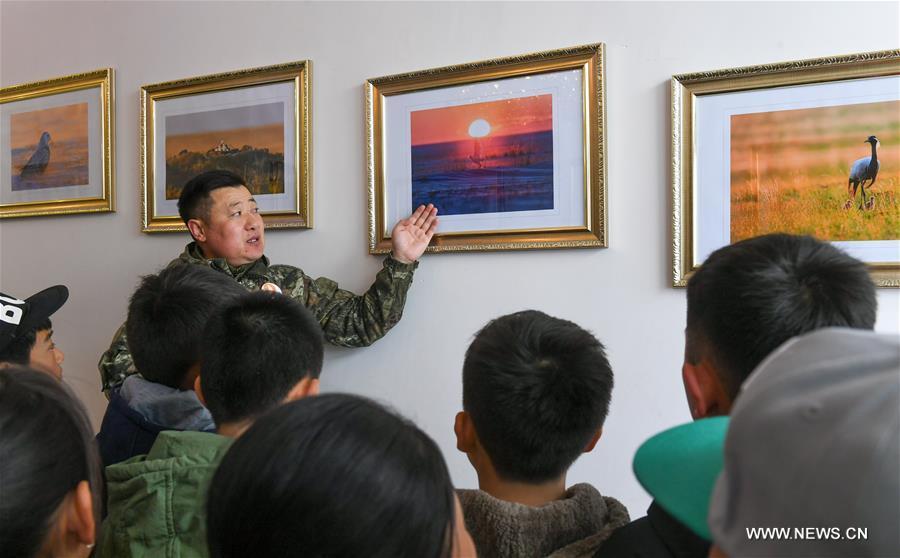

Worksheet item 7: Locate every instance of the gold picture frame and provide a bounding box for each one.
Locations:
[141,60,311,233]
[672,49,900,288]
[367,44,607,253]
[0,69,114,219]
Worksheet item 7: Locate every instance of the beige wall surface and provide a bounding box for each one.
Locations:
[2,1,898,516]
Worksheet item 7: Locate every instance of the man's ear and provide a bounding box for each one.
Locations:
[583,428,603,453]
[682,359,730,419]
[194,376,206,408]
[285,376,319,402]
[186,219,207,242]
[454,411,477,454]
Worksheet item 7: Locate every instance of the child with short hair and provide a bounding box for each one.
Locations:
[598,233,878,558]
[98,290,324,557]
[454,310,629,557]
[207,394,476,558]
[95,265,246,467]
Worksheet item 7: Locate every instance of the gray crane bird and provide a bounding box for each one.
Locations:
[845,135,880,210]
[20,131,51,176]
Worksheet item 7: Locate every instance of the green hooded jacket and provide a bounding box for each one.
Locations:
[98,242,417,393]
[97,430,232,558]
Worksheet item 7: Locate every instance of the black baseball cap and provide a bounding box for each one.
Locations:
[0,286,68,354]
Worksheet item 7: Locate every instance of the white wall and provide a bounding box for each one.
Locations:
[2,1,898,517]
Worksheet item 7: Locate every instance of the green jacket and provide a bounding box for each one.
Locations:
[98,242,418,392]
[98,430,232,558]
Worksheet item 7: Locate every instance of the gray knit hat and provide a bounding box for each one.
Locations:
[708,327,900,557]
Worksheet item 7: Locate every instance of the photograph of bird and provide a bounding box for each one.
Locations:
[846,135,880,210]
[19,131,51,176]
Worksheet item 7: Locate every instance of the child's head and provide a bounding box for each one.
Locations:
[206,393,475,558]
[458,310,614,484]
[684,233,876,418]
[198,291,324,429]
[0,367,101,557]
[125,265,246,389]
[0,286,68,379]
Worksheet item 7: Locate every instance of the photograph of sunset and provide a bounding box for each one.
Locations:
[410,94,554,216]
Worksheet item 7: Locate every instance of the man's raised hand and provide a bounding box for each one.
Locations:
[391,204,438,264]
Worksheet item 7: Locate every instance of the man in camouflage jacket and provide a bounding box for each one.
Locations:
[99,170,437,393]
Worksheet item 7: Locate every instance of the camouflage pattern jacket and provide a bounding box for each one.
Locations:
[98,242,418,393]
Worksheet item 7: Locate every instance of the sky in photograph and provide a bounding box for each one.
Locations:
[10,103,88,148]
[165,102,284,157]
[411,94,552,146]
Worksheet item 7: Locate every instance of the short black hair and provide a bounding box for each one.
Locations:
[200,291,324,425]
[462,310,614,483]
[0,318,51,366]
[125,265,247,388]
[686,233,877,399]
[0,367,101,556]
[177,170,246,225]
[207,394,456,558]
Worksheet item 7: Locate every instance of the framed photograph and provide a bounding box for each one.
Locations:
[367,44,607,253]
[672,50,900,287]
[1,69,114,219]
[141,60,310,232]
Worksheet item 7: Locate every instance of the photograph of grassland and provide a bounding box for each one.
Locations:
[165,102,285,200]
[730,100,899,242]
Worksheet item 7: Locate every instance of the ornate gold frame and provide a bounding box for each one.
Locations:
[366,44,607,253]
[672,49,900,288]
[0,69,114,218]
[141,61,311,232]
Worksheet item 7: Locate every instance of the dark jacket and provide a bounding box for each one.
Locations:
[97,391,166,468]
[96,375,215,468]
[594,502,709,558]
